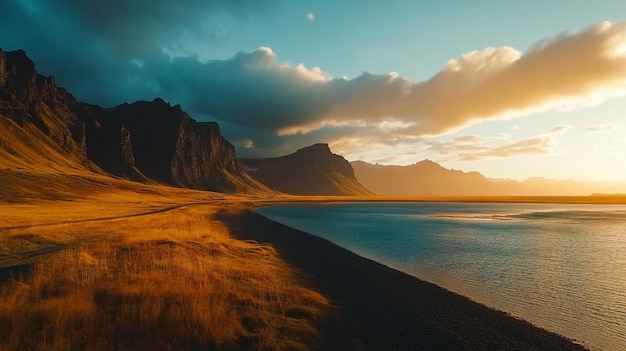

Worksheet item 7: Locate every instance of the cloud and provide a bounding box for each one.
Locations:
[306,12,315,22]
[51,0,271,56]
[583,124,615,132]
[2,4,626,159]
[317,21,626,137]
[427,126,570,161]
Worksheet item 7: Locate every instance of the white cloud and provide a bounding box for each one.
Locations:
[427,126,570,161]
[306,12,315,22]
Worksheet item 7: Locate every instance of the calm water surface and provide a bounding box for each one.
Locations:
[256,202,626,351]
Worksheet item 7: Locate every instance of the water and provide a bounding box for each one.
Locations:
[255,202,626,351]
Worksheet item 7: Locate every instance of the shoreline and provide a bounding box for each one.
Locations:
[220,209,588,350]
[252,194,626,206]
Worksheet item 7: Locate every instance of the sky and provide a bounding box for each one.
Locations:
[1,0,626,182]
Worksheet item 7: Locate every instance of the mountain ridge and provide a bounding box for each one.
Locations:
[352,160,626,196]
[85,98,269,192]
[0,48,96,173]
[241,143,371,196]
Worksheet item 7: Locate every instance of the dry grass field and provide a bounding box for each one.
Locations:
[0,170,327,351]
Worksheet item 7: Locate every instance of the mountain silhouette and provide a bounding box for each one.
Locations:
[85,98,268,192]
[351,160,505,196]
[352,160,626,196]
[241,143,371,195]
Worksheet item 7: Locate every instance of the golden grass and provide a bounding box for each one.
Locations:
[0,115,84,173]
[0,202,327,350]
[0,167,266,227]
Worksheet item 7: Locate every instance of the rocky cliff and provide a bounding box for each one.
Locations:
[240,143,371,195]
[0,48,93,171]
[87,99,267,192]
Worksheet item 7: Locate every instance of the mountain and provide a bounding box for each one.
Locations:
[0,48,267,194]
[351,160,511,196]
[240,143,371,195]
[352,160,626,196]
[0,49,95,172]
[85,99,268,193]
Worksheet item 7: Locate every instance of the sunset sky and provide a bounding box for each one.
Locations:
[2,1,626,182]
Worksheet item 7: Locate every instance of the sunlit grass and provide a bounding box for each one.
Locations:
[0,203,327,350]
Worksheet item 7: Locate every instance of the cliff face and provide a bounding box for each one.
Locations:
[83,105,146,182]
[87,99,266,192]
[0,48,267,194]
[173,120,246,191]
[0,49,92,171]
[241,143,371,196]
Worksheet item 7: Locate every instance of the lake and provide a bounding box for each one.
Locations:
[256,202,626,351]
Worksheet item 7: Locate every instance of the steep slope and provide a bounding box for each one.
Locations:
[86,99,269,193]
[0,49,95,172]
[351,160,517,196]
[241,143,371,196]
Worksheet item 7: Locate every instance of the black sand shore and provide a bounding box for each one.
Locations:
[221,210,588,351]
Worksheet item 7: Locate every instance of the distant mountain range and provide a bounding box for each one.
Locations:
[352,160,626,196]
[240,143,371,196]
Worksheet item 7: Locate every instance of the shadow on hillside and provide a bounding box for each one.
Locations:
[0,264,33,283]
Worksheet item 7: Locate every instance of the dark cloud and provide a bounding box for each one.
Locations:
[14,0,271,56]
[148,48,336,131]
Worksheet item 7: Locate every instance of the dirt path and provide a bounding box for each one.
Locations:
[0,202,214,231]
[0,201,232,273]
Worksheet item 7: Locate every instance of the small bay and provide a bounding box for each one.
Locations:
[256,202,626,351]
